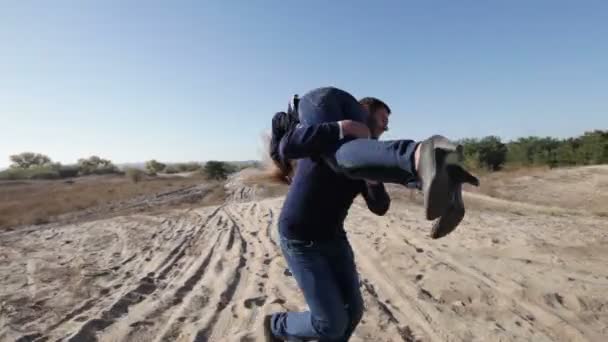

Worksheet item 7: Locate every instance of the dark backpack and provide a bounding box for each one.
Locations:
[269,95,300,176]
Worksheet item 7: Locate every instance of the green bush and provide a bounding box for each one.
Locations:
[164,165,180,174]
[0,165,61,180]
[78,156,119,175]
[146,159,166,174]
[203,161,229,180]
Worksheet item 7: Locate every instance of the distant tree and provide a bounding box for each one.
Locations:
[203,161,230,180]
[77,156,118,175]
[145,159,166,174]
[459,130,607,171]
[459,138,481,169]
[477,136,508,170]
[506,140,529,166]
[577,130,608,165]
[460,136,507,170]
[9,152,52,169]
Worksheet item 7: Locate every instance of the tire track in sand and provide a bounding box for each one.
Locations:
[382,213,593,342]
[66,208,222,342]
[146,211,240,341]
[118,208,230,341]
[190,204,268,341]
[351,205,587,341]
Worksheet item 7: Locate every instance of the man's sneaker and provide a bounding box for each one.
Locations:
[263,314,281,342]
[417,135,462,220]
[430,165,479,239]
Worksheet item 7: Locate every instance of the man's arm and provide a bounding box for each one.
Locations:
[361,181,390,215]
[279,120,371,161]
[278,122,341,160]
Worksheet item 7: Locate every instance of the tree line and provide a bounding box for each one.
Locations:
[459,130,607,171]
[1,153,251,181]
[2,130,605,180]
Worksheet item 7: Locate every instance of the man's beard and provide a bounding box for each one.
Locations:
[367,117,388,138]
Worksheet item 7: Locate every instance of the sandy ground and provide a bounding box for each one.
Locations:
[1,167,608,341]
[470,165,608,215]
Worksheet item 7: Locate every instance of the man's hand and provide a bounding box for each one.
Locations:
[339,120,371,139]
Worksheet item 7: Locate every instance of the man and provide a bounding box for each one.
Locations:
[264,87,400,341]
[265,87,478,341]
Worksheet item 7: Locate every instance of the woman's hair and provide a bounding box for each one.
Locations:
[242,131,295,186]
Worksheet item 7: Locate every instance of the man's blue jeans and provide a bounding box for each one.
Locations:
[298,86,419,187]
[271,233,364,341]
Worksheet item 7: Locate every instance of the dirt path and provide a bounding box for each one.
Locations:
[1,190,607,341]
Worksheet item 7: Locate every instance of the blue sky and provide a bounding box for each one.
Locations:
[1,1,607,167]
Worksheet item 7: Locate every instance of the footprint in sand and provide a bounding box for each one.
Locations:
[130,321,154,328]
[16,333,43,342]
[418,288,438,303]
[543,292,565,308]
[271,298,286,305]
[243,296,267,309]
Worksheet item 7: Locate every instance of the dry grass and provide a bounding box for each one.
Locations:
[0,174,214,229]
[385,165,608,218]
[466,165,608,213]
[463,165,608,216]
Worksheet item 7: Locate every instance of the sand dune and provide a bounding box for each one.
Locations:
[1,171,608,341]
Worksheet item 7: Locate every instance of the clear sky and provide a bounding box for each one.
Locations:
[1,1,607,168]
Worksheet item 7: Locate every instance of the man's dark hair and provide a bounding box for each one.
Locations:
[359,97,391,115]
